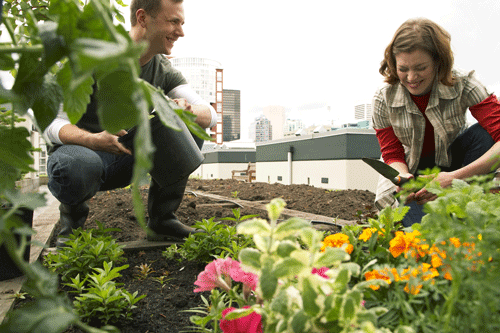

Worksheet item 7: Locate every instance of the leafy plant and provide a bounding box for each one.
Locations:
[231,191,239,199]
[134,263,155,280]
[219,208,260,224]
[0,0,207,331]
[44,222,126,284]
[152,272,173,292]
[163,217,254,264]
[187,199,413,333]
[323,173,500,333]
[66,261,146,326]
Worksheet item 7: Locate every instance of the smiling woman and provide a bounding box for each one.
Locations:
[371,17,500,227]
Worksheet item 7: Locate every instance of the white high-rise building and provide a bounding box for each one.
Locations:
[263,105,286,140]
[354,104,372,122]
[171,57,222,104]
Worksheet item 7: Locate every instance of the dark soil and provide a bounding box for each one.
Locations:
[32,179,376,332]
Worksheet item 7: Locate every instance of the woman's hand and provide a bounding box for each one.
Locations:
[404,171,455,205]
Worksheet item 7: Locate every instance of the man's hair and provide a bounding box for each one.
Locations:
[379,18,455,86]
[130,0,183,26]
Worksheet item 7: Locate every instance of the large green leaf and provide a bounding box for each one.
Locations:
[236,218,271,236]
[56,63,94,124]
[302,279,320,317]
[96,69,140,133]
[272,257,304,278]
[31,74,63,132]
[260,258,278,300]
[0,126,34,189]
[274,217,310,240]
[39,21,67,70]
[0,296,77,333]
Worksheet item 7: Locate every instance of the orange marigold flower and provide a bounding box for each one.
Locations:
[321,233,353,254]
[421,268,439,281]
[389,230,421,258]
[404,283,423,295]
[449,237,461,248]
[359,228,376,242]
[358,228,385,242]
[364,269,391,290]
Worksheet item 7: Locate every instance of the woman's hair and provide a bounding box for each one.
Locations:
[379,18,455,86]
[130,0,183,27]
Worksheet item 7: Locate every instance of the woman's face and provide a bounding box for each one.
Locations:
[395,49,437,96]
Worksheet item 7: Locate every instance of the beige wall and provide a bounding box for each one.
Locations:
[255,160,379,192]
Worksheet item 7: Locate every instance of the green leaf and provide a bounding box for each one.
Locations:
[260,259,278,300]
[253,234,271,252]
[270,289,289,315]
[314,246,349,267]
[0,296,77,333]
[302,279,320,317]
[39,21,67,69]
[0,126,34,189]
[237,218,271,236]
[274,217,310,240]
[56,63,94,124]
[276,240,298,257]
[272,258,304,278]
[31,74,63,132]
[97,69,140,133]
[239,248,262,270]
[291,310,309,333]
[333,268,350,290]
[49,0,81,44]
[341,297,355,322]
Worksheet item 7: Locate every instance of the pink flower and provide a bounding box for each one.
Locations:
[220,306,263,333]
[230,265,259,291]
[312,267,329,279]
[194,258,240,292]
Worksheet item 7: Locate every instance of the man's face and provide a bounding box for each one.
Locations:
[143,0,185,55]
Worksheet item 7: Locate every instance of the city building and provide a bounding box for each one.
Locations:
[354,103,372,125]
[222,89,241,142]
[263,105,286,140]
[283,119,305,137]
[252,115,272,142]
[170,57,222,104]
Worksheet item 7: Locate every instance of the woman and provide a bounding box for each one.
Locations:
[372,17,500,226]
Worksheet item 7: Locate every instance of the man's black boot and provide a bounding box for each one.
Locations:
[56,202,89,248]
[147,178,203,241]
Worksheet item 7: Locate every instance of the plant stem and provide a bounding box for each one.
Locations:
[0,44,44,53]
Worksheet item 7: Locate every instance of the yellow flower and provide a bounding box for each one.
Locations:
[389,230,421,258]
[449,237,461,248]
[358,228,385,242]
[359,228,375,242]
[322,233,353,254]
[364,269,391,290]
[404,283,422,295]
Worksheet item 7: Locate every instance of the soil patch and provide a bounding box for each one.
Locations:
[37,179,376,332]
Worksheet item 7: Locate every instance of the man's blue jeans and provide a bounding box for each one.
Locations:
[47,145,135,206]
[401,123,495,227]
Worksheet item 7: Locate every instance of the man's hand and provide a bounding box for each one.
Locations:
[173,98,192,112]
[91,130,132,155]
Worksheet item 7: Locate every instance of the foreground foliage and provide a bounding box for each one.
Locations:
[0,0,208,332]
[185,174,500,333]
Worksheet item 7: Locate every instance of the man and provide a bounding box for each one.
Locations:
[44,0,217,246]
